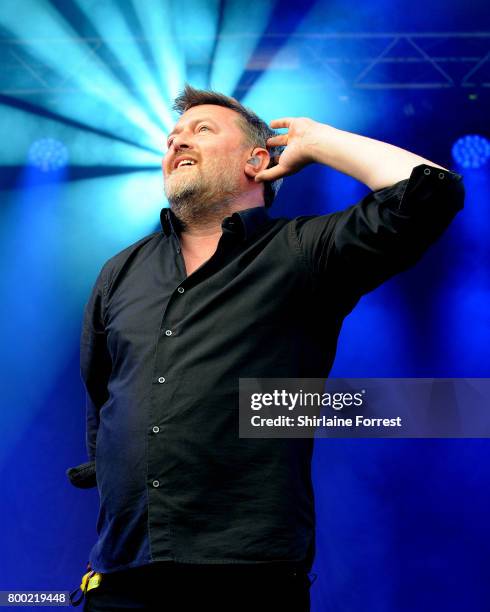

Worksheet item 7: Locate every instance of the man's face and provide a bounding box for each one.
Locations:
[162,104,249,210]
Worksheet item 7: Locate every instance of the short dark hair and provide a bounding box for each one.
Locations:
[172,84,282,208]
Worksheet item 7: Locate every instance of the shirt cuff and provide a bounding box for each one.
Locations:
[66,461,97,489]
[393,163,465,215]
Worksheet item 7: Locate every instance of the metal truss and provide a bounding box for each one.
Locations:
[0,32,489,95]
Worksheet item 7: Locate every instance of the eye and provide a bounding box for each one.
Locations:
[198,124,210,133]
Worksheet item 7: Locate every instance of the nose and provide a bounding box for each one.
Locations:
[164,131,192,173]
[171,131,192,152]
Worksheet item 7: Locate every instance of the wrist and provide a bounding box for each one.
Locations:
[307,122,342,166]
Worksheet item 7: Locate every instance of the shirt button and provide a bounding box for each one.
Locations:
[424,168,431,175]
[152,425,160,433]
[165,329,173,336]
[158,376,166,383]
[438,172,445,179]
[177,287,184,294]
[152,480,160,488]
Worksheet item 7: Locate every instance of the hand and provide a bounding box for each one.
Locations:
[255,117,319,183]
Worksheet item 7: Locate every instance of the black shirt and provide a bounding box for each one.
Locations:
[80,164,464,573]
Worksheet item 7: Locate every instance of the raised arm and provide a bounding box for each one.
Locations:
[255,117,448,190]
[261,117,465,315]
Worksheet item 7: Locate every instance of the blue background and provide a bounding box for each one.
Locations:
[0,1,489,610]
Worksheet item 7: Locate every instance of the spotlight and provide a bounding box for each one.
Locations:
[28,138,69,172]
[451,135,490,169]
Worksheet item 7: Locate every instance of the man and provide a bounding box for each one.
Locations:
[69,84,464,611]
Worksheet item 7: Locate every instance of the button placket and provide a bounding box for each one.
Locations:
[146,253,186,548]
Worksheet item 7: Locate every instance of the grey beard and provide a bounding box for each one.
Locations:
[165,181,241,229]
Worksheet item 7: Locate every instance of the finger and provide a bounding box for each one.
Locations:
[266,135,288,147]
[269,117,294,129]
[255,164,289,183]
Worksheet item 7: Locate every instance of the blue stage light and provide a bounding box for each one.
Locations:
[28,138,69,172]
[451,135,490,169]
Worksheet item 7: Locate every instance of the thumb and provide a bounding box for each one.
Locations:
[255,165,288,183]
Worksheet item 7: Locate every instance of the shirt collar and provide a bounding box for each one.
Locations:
[160,205,271,242]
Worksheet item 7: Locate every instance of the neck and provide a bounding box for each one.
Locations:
[171,189,264,238]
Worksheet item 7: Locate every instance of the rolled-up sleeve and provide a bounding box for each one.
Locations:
[292,163,465,311]
[80,262,112,462]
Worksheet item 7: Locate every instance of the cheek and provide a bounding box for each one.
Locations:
[206,151,238,172]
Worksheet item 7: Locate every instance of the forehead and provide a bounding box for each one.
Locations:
[173,104,242,131]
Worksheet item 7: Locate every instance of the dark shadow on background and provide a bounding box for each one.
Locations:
[232,0,318,99]
[47,0,167,130]
[204,0,227,89]
[0,165,159,190]
[0,94,160,155]
[116,0,174,106]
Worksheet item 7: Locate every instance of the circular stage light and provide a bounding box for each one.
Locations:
[451,135,490,169]
[28,138,69,172]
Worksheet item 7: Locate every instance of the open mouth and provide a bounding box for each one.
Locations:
[173,158,197,171]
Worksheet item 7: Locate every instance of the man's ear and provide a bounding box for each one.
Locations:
[244,148,270,179]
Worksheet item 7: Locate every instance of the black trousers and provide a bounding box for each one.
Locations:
[83,561,313,612]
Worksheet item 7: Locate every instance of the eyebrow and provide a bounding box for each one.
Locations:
[167,117,219,140]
